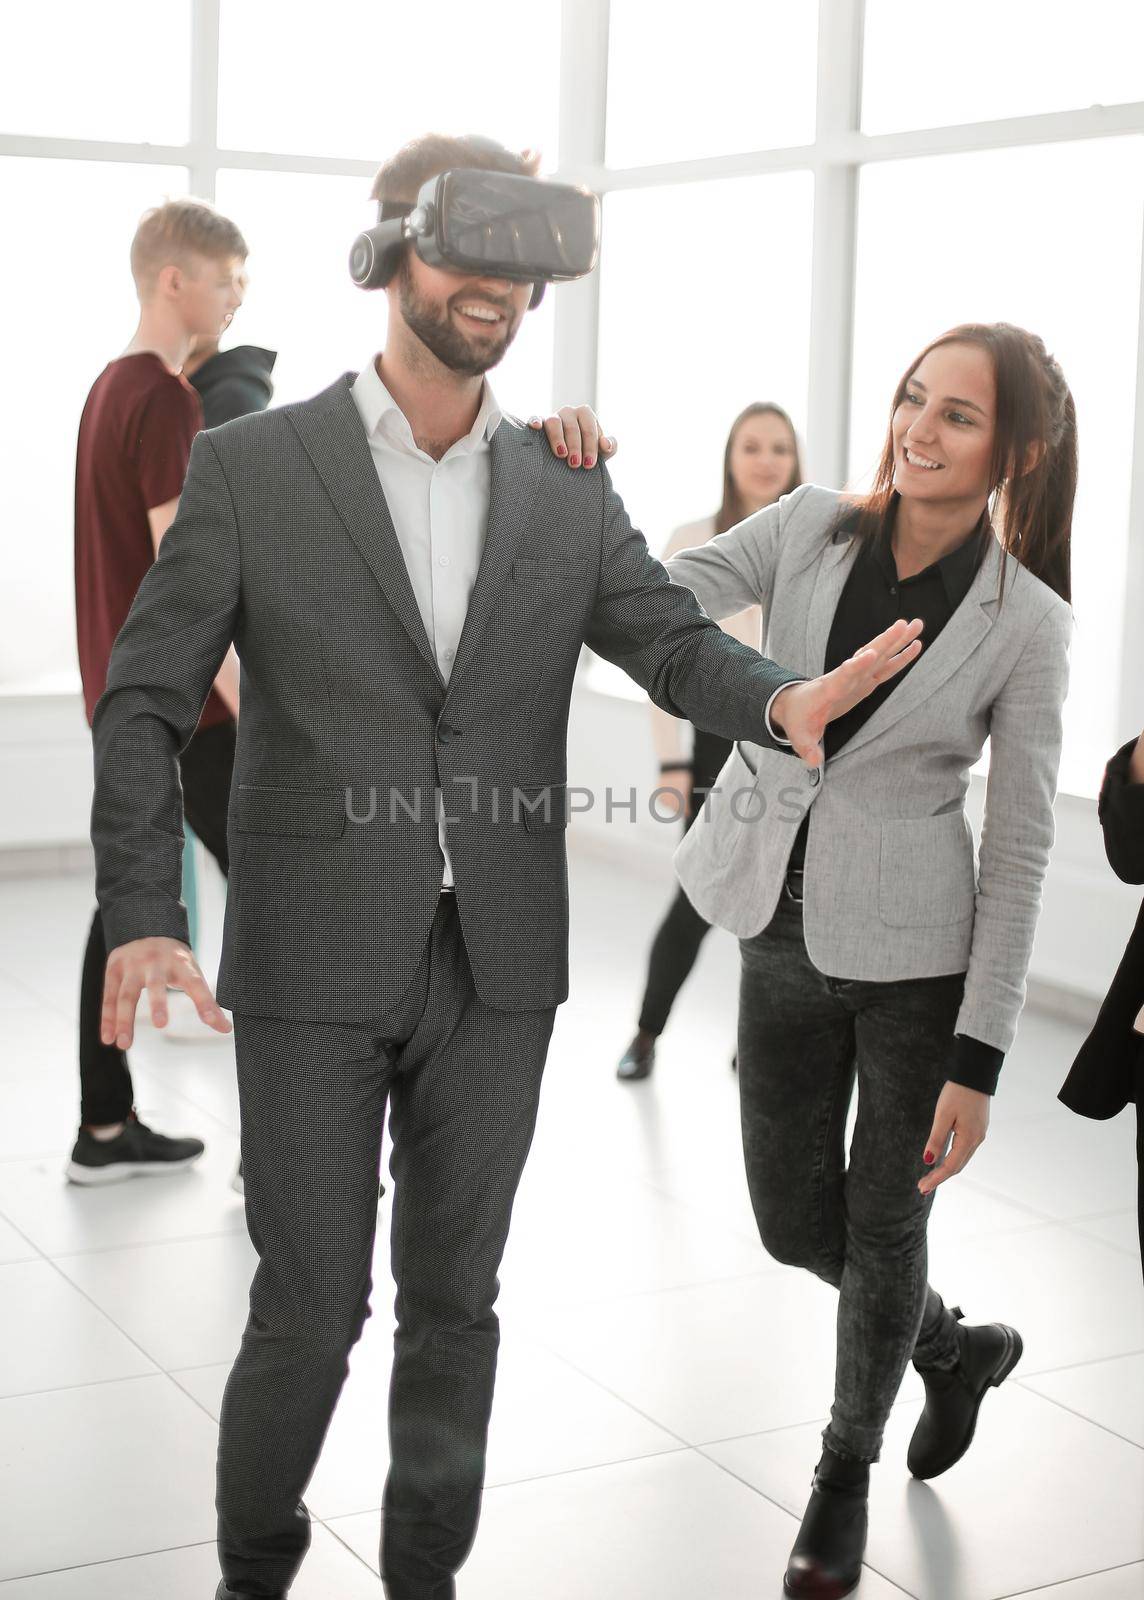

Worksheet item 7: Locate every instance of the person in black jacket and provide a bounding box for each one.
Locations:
[184,336,277,427]
[1059,727,1144,1277]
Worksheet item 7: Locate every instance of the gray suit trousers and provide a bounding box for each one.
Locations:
[216,894,556,1600]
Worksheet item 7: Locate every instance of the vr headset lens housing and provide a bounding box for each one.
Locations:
[349,167,600,294]
[427,170,599,282]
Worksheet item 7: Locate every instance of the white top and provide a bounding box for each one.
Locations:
[350,356,503,887]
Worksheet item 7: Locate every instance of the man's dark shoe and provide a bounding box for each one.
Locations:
[784,1449,869,1599]
[908,1308,1023,1479]
[65,1110,205,1185]
[616,1030,656,1081]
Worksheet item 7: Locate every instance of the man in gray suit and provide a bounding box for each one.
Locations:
[91,134,921,1600]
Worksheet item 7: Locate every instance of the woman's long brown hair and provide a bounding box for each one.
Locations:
[845,323,1076,605]
[716,402,804,534]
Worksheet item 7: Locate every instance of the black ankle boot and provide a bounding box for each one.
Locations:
[783,1447,869,1599]
[908,1308,1023,1479]
[616,1030,656,1081]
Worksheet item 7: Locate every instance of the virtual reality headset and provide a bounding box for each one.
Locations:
[349,167,601,310]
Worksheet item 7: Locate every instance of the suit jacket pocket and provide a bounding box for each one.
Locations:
[878,812,976,928]
[234,785,346,839]
[512,558,588,581]
[514,783,570,832]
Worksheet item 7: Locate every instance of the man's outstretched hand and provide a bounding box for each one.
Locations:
[770,618,925,766]
[101,936,232,1051]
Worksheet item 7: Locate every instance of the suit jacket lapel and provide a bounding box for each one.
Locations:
[448,424,540,685]
[804,534,858,678]
[828,534,1003,765]
[287,373,444,685]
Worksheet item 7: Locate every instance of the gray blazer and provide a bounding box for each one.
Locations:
[90,372,803,1023]
[666,483,1074,1057]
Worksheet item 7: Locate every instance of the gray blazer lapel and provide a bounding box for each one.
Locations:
[287,374,443,684]
[804,533,858,678]
[448,425,540,684]
[829,535,1003,765]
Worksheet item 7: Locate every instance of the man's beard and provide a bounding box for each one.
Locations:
[397,256,518,377]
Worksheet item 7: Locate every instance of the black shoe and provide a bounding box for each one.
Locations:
[66,1110,205,1186]
[215,1584,286,1599]
[616,1031,656,1081]
[907,1308,1023,1480]
[784,1451,869,1599]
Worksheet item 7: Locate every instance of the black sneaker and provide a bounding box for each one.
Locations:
[65,1111,205,1186]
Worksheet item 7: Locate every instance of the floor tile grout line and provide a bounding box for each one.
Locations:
[35,1250,202,1379]
[40,1218,249,1261]
[994,1556,1144,1599]
[0,1536,219,1587]
[0,1368,161,1405]
[314,1439,699,1526]
[314,1514,384,1579]
[1012,1375,1144,1454]
[1017,1346,1144,1381]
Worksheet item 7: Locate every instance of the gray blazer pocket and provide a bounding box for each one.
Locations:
[512,558,588,581]
[878,813,976,928]
[234,786,347,839]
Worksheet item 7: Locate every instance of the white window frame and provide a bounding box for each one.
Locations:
[5,0,1142,779]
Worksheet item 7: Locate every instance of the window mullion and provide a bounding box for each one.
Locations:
[189,0,221,200]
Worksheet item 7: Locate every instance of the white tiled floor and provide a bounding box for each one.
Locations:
[0,850,1140,1599]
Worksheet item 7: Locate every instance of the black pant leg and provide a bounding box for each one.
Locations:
[77,718,236,1127]
[78,906,134,1126]
[637,728,733,1036]
[179,717,236,875]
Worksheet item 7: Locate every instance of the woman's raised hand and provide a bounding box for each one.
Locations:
[768,619,926,766]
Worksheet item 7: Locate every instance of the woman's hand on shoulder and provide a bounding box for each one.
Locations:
[528,406,618,470]
[917,1081,990,1196]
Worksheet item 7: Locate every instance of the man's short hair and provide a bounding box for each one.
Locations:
[369,133,540,209]
[130,198,248,296]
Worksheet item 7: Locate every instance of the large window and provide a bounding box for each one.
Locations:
[851,137,1144,795]
[3,0,1143,797]
[605,0,818,166]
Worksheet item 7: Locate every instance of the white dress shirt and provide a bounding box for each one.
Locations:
[350,356,503,888]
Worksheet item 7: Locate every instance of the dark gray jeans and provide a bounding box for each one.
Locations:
[738,889,965,1463]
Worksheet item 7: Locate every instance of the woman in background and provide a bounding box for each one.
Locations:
[615,402,804,1081]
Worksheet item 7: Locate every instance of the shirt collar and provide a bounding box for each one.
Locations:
[837,498,990,608]
[351,355,503,455]
[874,509,990,608]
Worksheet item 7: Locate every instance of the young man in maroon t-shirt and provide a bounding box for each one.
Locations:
[70,198,247,1184]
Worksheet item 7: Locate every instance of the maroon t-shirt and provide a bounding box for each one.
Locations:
[74,351,231,730]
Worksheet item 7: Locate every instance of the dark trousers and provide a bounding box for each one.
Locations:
[738,889,964,1463]
[217,893,556,1600]
[79,718,236,1125]
[638,727,733,1035]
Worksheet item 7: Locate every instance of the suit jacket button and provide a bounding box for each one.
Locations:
[809,769,821,786]
[437,723,461,744]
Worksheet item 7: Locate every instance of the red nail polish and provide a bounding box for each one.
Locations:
[570,454,580,467]
[584,456,595,468]
[923,1151,934,1165]
[556,444,567,457]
